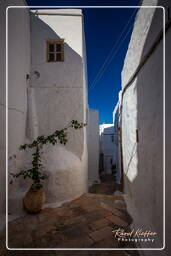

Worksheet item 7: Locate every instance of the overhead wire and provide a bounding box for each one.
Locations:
[61,7,139,127]
[89,8,138,92]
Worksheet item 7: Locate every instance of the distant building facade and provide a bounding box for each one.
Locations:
[113,99,122,184]
[99,124,116,175]
[87,109,100,185]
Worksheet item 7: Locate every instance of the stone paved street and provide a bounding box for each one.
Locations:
[89,174,123,195]
[0,193,139,256]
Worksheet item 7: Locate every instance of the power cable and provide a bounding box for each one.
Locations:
[89,8,138,92]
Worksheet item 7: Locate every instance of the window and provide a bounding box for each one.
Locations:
[47,40,64,62]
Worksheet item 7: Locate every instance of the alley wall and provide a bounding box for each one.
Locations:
[0,1,31,229]
[87,109,100,185]
[4,7,88,221]
[99,124,116,175]
[121,0,166,251]
[165,4,171,255]
[28,9,88,207]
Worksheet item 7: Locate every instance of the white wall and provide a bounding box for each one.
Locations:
[165,24,171,256]
[163,1,171,255]
[100,125,115,155]
[99,124,116,174]
[113,103,121,184]
[29,9,88,206]
[0,0,8,230]
[121,0,166,250]
[4,8,88,220]
[8,6,33,219]
[0,1,31,229]
[87,109,100,185]
[113,91,123,185]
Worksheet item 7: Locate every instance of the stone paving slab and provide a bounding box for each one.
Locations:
[100,202,125,217]
[106,215,128,228]
[89,183,115,195]
[0,193,139,255]
[89,226,113,243]
[88,218,110,231]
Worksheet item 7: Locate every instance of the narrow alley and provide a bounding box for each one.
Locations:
[0,0,170,255]
[0,179,138,254]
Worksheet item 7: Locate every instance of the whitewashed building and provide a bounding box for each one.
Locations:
[0,1,89,226]
[117,0,171,253]
[99,123,116,175]
[28,8,88,208]
[0,0,31,229]
[112,97,122,184]
[87,109,100,185]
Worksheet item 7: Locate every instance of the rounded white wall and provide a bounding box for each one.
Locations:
[28,10,88,207]
[7,8,88,218]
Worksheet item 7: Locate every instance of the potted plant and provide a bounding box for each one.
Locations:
[10,120,85,213]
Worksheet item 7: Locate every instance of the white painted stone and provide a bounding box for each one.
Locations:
[42,144,87,203]
[122,0,158,88]
[99,124,116,175]
[113,101,121,184]
[121,1,168,251]
[122,79,138,183]
[29,9,88,206]
[0,1,31,230]
[87,109,100,185]
[2,6,88,221]
[165,10,171,256]
[31,9,83,57]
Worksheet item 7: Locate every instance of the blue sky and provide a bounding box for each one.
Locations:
[26,0,140,123]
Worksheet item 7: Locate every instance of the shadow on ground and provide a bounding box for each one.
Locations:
[89,174,123,195]
[0,193,139,255]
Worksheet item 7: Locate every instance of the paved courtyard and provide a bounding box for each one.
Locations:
[0,192,139,256]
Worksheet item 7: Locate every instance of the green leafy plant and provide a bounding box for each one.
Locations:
[10,120,86,190]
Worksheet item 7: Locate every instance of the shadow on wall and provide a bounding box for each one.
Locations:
[30,13,84,84]
[28,13,85,157]
[9,11,87,216]
[100,126,118,177]
[124,7,163,248]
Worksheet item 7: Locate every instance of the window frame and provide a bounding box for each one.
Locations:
[46,40,64,62]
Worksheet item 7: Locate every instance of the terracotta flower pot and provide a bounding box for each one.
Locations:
[23,187,45,213]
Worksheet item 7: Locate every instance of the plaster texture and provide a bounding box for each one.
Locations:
[99,124,116,175]
[122,79,138,183]
[165,27,171,256]
[5,8,88,220]
[113,103,121,184]
[87,109,100,185]
[121,0,167,251]
[164,1,171,254]
[122,0,158,88]
[0,0,8,229]
[0,1,31,229]
[29,10,88,206]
